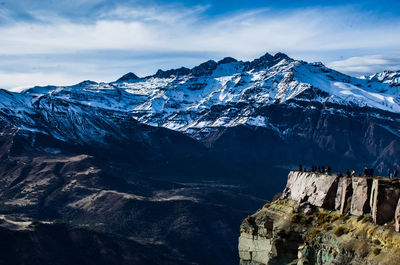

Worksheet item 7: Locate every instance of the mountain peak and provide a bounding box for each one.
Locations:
[255,52,292,62]
[246,52,292,70]
[258,52,274,61]
[191,60,218,76]
[76,80,98,87]
[218,57,238,65]
[273,52,291,61]
[368,70,400,86]
[116,72,140,82]
[153,67,191,78]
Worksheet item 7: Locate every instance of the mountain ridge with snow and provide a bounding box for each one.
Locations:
[1,53,400,265]
[0,52,397,144]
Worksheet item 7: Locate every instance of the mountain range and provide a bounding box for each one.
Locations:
[0,52,400,265]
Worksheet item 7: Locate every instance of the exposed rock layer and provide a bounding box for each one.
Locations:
[282,171,338,208]
[370,179,400,225]
[239,171,400,265]
[350,177,372,216]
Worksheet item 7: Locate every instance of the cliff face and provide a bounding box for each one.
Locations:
[239,171,400,265]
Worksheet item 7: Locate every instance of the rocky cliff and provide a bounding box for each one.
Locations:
[239,171,400,265]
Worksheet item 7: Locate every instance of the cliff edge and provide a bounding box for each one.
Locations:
[239,171,400,265]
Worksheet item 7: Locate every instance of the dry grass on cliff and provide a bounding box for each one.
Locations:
[372,247,381,255]
[265,199,400,265]
[334,226,350,237]
[313,210,340,225]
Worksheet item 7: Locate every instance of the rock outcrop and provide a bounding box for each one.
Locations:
[350,177,372,216]
[370,179,400,225]
[282,171,338,208]
[239,171,400,265]
[395,198,400,232]
[239,200,302,265]
[281,171,400,224]
[335,177,352,214]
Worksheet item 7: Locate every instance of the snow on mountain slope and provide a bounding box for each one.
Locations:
[291,63,400,112]
[2,52,400,142]
[365,70,400,87]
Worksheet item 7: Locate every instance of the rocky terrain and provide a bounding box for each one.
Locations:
[1,52,400,264]
[239,171,400,265]
[0,222,188,265]
[0,119,264,265]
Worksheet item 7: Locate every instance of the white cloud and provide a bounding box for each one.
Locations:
[0,5,400,89]
[1,6,399,57]
[328,55,400,75]
[97,4,209,24]
[0,71,84,92]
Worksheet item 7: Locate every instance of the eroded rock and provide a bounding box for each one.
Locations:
[350,177,372,216]
[239,204,301,265]
[370,179,400,225]
[240,171,400,265]
[395,198,400,232]
[282,171,338,209]
[335,177,352,214]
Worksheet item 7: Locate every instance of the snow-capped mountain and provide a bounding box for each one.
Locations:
[2,52,397,144]
[364,70,400,87]
[2,52,400,265]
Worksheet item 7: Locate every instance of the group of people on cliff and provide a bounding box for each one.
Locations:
[299,164,331,174]
[363,167,374,177]
[299,164,400,179]
[361,167,398,178]
[345,169,356,177]
[387,168,399,178]
[345,168,397,178]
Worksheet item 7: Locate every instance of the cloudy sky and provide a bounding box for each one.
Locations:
[1,0,400,90]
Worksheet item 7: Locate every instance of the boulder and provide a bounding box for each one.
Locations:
[395,198,400,232]
[350,177,372,216]
[238,233,272,264]
[370,179,400,225]
[370,179,379,221]
[335,177,353,214]
[282,171,338,208]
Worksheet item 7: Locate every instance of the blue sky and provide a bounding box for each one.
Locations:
[1,0,400,89]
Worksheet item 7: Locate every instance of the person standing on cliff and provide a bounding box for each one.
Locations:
[394,168,398,178]
[299,164,303,172]
[388,169,392,178]
[351,169,355,177]
[347,169,350,177]
[370,168,374,177]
